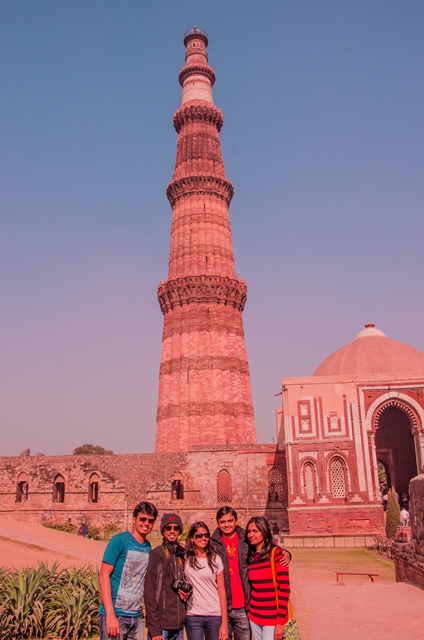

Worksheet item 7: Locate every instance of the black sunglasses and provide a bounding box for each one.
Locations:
[194,532,210,540]
[164,524,182,532]
[138,516,156,525]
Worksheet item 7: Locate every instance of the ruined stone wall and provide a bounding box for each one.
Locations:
[392,472,424,587]
[0,445,288,533]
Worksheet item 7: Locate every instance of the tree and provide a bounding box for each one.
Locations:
[385,488,401,539]
[73,444,113,455]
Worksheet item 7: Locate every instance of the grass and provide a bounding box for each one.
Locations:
[289,547,395,583]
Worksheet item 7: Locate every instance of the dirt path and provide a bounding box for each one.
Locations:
[0,515,106,568]
[289,548,424,640]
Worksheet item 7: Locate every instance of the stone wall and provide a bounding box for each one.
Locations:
[392,472,424,587]
[0,445,288,534]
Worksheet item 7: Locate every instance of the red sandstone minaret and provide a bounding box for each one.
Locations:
[156,27,256,452]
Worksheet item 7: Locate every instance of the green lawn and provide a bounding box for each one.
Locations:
[289,547,395,583]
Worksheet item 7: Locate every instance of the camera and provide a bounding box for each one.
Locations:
[172,579,193,594]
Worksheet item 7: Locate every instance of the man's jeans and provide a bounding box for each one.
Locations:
[185,615,222,640]
[99,614,144,640]
[228,608,251,640]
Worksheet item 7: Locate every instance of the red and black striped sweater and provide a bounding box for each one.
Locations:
[247,547,290,626]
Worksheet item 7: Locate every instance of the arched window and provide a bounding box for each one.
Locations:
[53,474,66,503]
[89,473,100,503]
[171,472,184,500]
[303,462,316,501]
[217,470,232,503]
[268,468,284,502]
[330,458,346,498]
[16,473,29,503]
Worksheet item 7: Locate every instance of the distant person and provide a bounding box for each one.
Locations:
[99,501,158,640]
[245,517,290,640]
[21,481,28,501]
[400,508,409,527]
[79,522,89,537]
[271,522,280,540]
[145,513,189,640]
[382,491,389,512]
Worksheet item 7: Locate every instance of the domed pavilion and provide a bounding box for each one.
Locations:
[278,324,424,537]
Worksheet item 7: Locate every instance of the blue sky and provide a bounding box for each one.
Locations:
[1,1,423,455]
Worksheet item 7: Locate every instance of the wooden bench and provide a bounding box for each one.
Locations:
[336,571,379,584]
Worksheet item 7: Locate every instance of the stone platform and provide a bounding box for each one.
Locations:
[281,534,376,548]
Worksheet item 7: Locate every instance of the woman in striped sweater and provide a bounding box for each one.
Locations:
[245,517,290,640]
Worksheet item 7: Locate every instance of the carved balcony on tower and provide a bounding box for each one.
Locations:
[157,275,247,314]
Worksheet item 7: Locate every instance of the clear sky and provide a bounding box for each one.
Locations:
[1,1,423,456]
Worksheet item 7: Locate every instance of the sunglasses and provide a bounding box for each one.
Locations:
[138,516,156,525]
[164,524,181,532]
[194,532,210,540]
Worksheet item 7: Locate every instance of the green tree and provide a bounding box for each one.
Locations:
[73,444,113,455]
[385,488,401,539]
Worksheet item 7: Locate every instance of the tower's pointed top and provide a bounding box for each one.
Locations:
[179,26,215,105]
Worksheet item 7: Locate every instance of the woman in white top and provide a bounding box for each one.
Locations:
[184,521,228,640]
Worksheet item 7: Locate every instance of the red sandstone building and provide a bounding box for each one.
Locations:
[1,30,423,543]
[278,322,424,536]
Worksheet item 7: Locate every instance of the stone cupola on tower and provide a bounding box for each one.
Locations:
[156,27,256,452]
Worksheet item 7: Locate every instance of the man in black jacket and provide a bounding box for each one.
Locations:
[144,513,189,640]
[211,507,291,640]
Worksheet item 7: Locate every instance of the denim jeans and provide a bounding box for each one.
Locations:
[162,630,184,640]
[99,614,144,640]
[249,620,275,640]
[185,615,222,640]
[228,608,251,640]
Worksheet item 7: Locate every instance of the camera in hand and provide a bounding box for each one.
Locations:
[172,579,193,594]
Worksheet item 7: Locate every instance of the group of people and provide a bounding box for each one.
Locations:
[99,502,292,640]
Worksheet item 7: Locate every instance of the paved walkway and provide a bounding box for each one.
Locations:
[289,548,424,640]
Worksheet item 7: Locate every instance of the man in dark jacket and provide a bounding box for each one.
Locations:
[144,513,188,640]
[211,507,291,640]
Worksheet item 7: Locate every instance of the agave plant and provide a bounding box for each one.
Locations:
[45,565,100,639]
[0,562,57,639]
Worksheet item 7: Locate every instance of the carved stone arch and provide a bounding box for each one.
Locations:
[171,471,184,500]
[217,469,232,503]
[16,472,29,503]
[372,397,420,494]
[268,467,284,503]
[373,398,420,433]
[88,472,100,503]
[53,473,66,503]
[301,460,318,501]
[327,455,349,499]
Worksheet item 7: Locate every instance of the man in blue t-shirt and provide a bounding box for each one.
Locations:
[99,501,158,640]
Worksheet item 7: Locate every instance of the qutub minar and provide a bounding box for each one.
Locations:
[1,28,423,546]
[156,27,256,453]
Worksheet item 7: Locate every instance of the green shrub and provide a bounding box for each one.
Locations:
[385,488,401,539]
[104,523,119,539]
[0,563,100,639]
[42,521,78,535]
[179,524,190,542]
[87,526,100,540]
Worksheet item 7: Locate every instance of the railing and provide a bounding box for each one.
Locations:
[184,26,208,41]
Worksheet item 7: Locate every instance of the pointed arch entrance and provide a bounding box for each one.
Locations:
[374,400,419,494]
